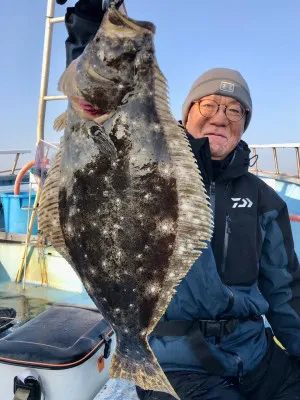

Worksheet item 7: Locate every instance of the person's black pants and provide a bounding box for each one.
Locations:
[136,330,300,400]
[64,0,104,66]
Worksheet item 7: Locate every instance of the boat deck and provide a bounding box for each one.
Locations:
[0,281,94,336]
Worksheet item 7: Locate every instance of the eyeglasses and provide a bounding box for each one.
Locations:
[194,99,248,122]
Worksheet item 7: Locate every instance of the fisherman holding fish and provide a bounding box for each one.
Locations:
[53,1,300,399]
[147,68,300,400]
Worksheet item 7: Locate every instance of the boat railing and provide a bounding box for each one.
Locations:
[0,150,31,175]
[249,143,300,179]
[249,144,300,223]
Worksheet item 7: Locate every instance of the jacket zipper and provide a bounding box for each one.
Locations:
[236,356,244,384]
[210,182,216,215]
[220,214,231,273]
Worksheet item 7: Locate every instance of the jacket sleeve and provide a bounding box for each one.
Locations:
[258,202,300,357]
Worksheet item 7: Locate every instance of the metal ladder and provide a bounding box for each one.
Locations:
[14,0,64,284]
[36,0,127,144]
[17,0,127,283]
[36,0,66,145]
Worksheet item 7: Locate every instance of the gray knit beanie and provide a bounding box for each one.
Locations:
[182,68,252,131]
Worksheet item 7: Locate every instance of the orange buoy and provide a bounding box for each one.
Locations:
[290,215,300,222]
[14,160,35,195]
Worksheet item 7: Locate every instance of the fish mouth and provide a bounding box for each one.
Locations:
[78,99,102,116]
[71,96,109,118]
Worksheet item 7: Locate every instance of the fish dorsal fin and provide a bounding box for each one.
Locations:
[38,140,74,265]
[53,111,67,131]
[146,63,214,335]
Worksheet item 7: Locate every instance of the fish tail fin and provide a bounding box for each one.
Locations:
[109,348,180,400]
[53,111,67,131]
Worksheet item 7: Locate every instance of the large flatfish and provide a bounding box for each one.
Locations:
[39,3,213,399]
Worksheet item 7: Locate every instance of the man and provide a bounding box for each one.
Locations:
[56,2,300,398]
[136,68,300,399]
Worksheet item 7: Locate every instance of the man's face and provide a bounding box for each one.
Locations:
[186,94,246,160]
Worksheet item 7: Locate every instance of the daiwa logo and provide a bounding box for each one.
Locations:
[231,198,253,208]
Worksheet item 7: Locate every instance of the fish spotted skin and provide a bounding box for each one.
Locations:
[39,7,213,400]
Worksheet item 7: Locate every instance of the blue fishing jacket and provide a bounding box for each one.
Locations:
[149,136,300,377]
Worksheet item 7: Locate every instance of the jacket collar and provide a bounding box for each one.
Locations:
[186,133,251,184]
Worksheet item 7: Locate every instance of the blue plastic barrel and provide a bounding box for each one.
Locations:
[0,192,38,235]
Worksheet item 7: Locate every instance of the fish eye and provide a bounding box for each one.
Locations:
[141,52,154,62]
[134,51,154,69]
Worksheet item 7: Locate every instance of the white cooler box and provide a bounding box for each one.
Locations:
[0,305,116,400]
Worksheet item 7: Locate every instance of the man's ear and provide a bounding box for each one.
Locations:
[241,116,246,134]
[185,106,193,129]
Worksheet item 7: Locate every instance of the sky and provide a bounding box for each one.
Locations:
[1,0,300,173]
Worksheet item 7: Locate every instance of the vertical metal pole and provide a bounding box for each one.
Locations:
[16,186,41,283]
[11,153,20,175]
[36,0,56,144]
[296,147,300,178]
[273,147,279,174]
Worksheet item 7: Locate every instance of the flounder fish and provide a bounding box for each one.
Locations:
[39,2,213,399]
